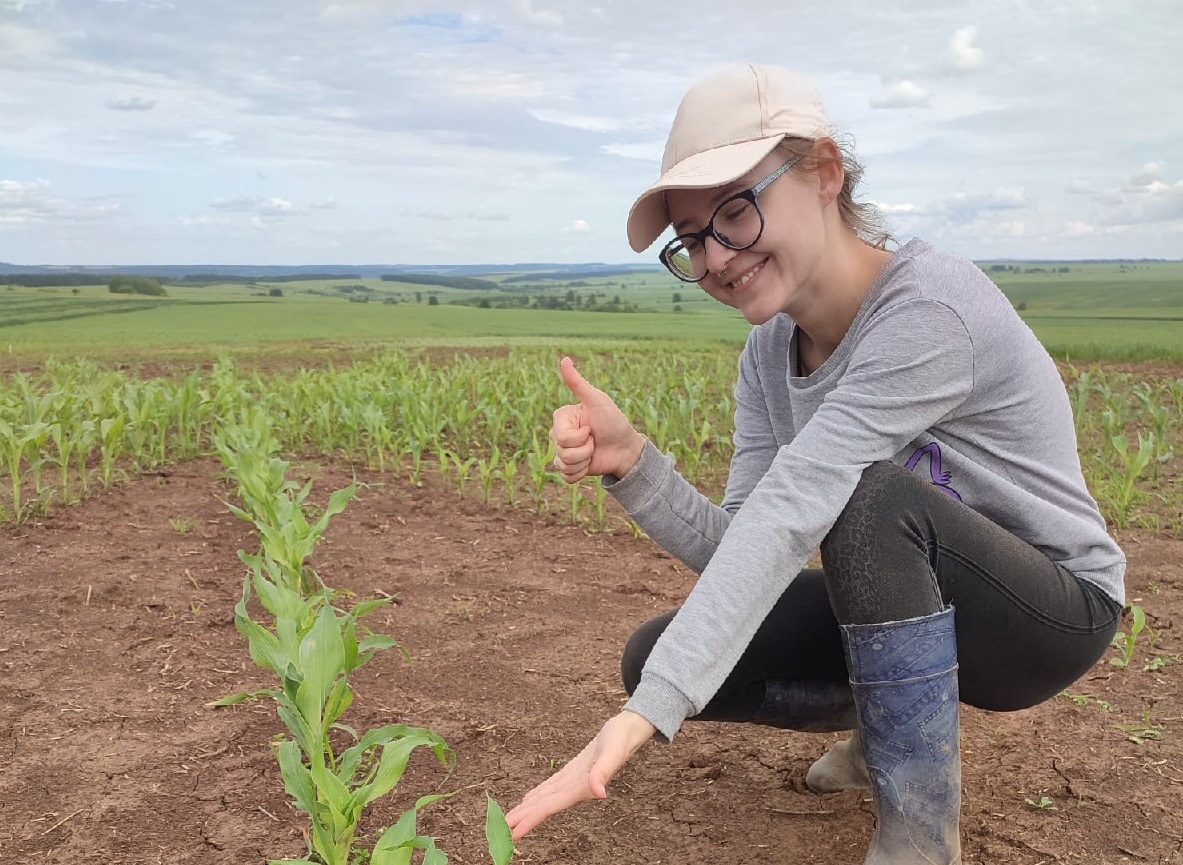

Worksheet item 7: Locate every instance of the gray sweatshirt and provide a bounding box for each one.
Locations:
[605,238,1126,741]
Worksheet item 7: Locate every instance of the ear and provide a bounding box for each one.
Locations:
[812,138,845,207]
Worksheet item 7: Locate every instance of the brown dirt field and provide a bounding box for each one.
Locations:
[1,459,1181,865]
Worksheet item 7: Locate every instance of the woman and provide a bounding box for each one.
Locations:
[507,64,1125,864]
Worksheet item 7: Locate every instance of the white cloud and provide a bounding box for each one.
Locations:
[0,179,123,224]
[945,26,984,73]
[939,187,1028,223]
[402,209,511,222]
[209,196,298,216]
[869,80,931,110]
[0,0,1179,262]
[105,96,156,111]
[571,218,591,232]
[529,109,620,132]
[873,201,919,215]
[1101,178,1183,226]
[192,129,234,147]
[508,0,562,26]
[1126,162,1165,190]
[602,141,663,161]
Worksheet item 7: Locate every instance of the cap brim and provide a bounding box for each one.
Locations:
[626,136,785,253]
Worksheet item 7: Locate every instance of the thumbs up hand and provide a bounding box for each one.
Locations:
[550,356,646,483]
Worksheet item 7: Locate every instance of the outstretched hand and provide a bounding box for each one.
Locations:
[550,356,645,483]
[507,711,657,841]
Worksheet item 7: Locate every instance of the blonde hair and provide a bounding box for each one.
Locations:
[776,136,892,249]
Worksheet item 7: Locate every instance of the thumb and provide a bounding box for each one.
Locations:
[587,765,610,800]
[559,356,601,404]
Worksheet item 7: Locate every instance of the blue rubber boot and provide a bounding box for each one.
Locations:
[842,607,962,865]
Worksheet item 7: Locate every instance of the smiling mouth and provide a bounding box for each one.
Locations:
[727,260,764,291]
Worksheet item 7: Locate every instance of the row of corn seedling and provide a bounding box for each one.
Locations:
[1064,365,1182,530]
[1,351,1179,533]
[212,413,513,865]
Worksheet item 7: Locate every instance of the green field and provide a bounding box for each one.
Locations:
[1,260,1181,364]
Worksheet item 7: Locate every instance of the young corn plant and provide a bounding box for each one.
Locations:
[1110,604,1147,668]
[0,419,50,521]
[214,429,513,865]
[499,453,520,508]
[1106,432,1155,528]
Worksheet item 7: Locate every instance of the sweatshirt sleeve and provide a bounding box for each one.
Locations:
[624,299,976,741]
[603,336,778,574]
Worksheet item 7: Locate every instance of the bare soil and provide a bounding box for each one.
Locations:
[2,459,1181,864]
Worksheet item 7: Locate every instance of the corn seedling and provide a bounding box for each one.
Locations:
[1110,604,1146,668]
[1024,795,1057,811]
[0,419,48,521]
[590,483,610,531]
[1059,691,1114,712]
[525,448,553,514]
[1106,433,1155,528]
[453,454,476,499]
[499,454,520,508]
[476,447,501,505]
[1143,654,1182,672]
[98,415,126,488]
[214,428,513,865]
[1116,712,1165,745]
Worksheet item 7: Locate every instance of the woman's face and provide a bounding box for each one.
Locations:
[665,151,828,325]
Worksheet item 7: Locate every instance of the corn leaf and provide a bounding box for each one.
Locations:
[205,688,276,709]
[277,739,317,816]
[295,605,346,730]
[276,616,302,669]
[311,483,358,538]
[349,731,447,814]
[370,807,418,865]
[338,723,414,780]
[368,797,452,865]
[254,567,304,620]
[486,795,514,865]
[310,756,352,823]
[349,737,417,813]
[234,590,292,676]
[350,597,395,619]
[323,678,355,729]
[277,698,319,761]
[359,634,399,654]
[341,615,359,672]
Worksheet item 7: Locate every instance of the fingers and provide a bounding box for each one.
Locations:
[553,437,593,478]
[508,713,655,842]
[549,403,593,482]
[559,356,598,403]
[507,752,601,840]
[550,404,590,446]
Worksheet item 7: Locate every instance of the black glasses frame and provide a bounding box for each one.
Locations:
[659,156,800,283]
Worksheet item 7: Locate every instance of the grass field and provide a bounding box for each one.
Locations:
[1,260,1180,363]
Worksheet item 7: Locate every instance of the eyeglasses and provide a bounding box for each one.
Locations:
[659,156,799,283]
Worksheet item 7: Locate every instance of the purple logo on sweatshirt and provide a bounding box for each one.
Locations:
[904,442,963,501]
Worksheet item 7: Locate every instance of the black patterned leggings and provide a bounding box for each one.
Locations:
[622,461,1122,719]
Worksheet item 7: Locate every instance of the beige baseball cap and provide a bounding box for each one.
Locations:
[626,64,832,253]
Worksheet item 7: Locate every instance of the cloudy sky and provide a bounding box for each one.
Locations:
[1,0,1179,266]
